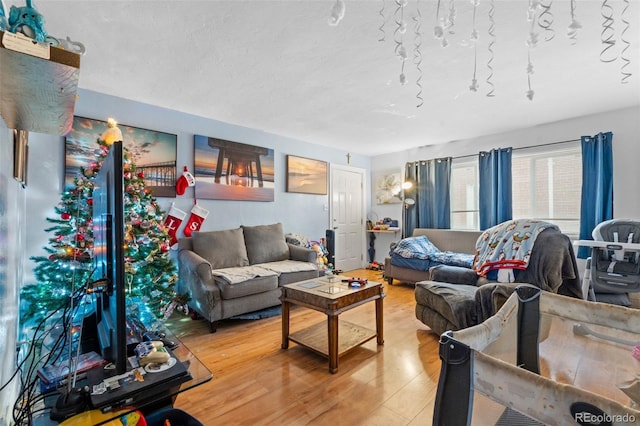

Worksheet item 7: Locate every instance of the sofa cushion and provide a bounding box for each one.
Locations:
[415,281,478,332]
[242,223,290,264]
[192,228,249,269]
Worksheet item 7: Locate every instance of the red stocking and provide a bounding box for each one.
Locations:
[176,166,196,196]
[164,204,187,248]
[183,204,209,237]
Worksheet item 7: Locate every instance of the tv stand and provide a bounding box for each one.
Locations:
[34,329,212,425]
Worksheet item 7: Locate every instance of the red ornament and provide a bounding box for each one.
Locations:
[87,198,93,206]
[76,234,85,241]
[61,212,71,220]
[161,243,170,252]
[137,172,145,179]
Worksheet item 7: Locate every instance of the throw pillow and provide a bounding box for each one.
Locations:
[192,228,249,269]
[242,223,290,265]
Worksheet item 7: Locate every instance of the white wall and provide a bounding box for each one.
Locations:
[0,125,24,424]
[24,89,371,285]
[372,106,640,222]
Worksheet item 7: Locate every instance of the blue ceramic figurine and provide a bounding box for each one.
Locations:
[0,1,8,32]
[8,0,48,43]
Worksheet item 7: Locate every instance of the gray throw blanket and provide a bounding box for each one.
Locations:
[474,228,583,323]
[515,227,582,299]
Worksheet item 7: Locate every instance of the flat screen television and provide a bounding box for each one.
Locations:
[92,140,128,374]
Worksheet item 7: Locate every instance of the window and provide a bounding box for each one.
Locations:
[449,143,582,236]
[512,144,582,237]
[450,158,479,230]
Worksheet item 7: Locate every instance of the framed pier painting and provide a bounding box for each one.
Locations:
[65,116,178,197]
[193,134,275,201]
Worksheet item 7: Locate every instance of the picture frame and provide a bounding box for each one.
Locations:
[286,155,328,195]
[65,116,178,197]
[374,171,403,204]
[193,134,275,201]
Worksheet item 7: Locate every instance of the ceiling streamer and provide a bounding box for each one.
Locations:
[413,0,424,107]
[327,0,633,105]
[537,0,555,41]
[378,0,386,42]
[486,0,496,97]
[394,0,408,85]
[567,0,582,44]
[620,0,632,84]
[469,0,479,93]
[600,0,617,63]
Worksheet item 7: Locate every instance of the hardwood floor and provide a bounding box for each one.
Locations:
[166,269,442,425]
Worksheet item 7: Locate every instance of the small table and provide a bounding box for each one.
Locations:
[280,276,385,373]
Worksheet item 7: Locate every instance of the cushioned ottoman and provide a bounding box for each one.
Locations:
[415,281,479,336]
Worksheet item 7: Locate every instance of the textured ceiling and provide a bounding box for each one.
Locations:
[25,0,640,155]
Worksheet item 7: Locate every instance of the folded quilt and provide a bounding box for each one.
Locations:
[253,260,317,274]
[211,265,277,284]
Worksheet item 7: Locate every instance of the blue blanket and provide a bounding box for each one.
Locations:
[390,236,475,269]
[473,219,558,278]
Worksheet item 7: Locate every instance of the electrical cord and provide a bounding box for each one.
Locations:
[8,281,91,425]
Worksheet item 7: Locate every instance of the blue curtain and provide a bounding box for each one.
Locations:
[578,132,614,258]
[403,158,452,238]
[479,148,512,230]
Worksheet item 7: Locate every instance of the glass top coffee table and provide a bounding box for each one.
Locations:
[280,275,385,373]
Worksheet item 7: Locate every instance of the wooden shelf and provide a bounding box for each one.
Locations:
[0,31,80,135]
[367,229,400,234]
[289,320,377,359]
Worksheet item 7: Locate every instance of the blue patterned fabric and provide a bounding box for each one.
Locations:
[390,236,475,269]
[429,251,475,268]
[391,236,440,259]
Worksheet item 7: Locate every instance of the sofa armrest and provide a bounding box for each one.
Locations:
[430,265,484,286]
[288,243,318,263]
[178,249,218,294]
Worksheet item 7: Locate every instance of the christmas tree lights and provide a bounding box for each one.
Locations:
[22,128,186,327]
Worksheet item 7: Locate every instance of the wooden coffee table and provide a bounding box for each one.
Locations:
[280,275,385,373]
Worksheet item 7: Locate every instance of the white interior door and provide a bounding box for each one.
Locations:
[330,165,365,272]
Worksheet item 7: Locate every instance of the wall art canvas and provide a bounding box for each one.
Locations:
[194,135,274,201]
[374,171,403,204]
[286,155,328,195]
[65,116,178,197]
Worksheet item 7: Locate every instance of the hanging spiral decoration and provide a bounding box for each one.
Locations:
[446,0,456,35]
[394,0,408,85]
[526,51,535,101]
[434,0,448,47]
[378,0,386,42]
[620,0,632,83]
[469,0,479,92]
[600,0,617,63]
[537,0,555,42]
[567,0,582,44]
[486,0,496,97]
[413,0,424,107]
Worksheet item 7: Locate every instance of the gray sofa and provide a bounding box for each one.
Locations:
[177,223,318,332]
[384,228,482,285]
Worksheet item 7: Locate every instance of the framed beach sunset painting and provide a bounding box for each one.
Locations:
[65,116,177,197]
[286,155,328,195]
[193,134,275,201]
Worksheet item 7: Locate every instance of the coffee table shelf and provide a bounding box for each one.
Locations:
[289,320,377,358]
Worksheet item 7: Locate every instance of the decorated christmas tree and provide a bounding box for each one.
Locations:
[21,119,184,327]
